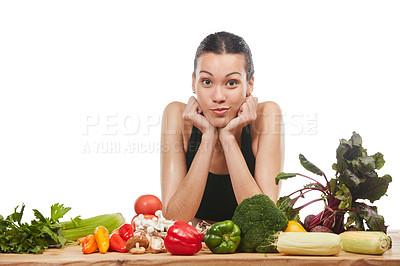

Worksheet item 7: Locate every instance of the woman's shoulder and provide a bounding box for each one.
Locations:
[252,100,283,137]
[162,101,193,137]
[251,101,284,155]
[162,101,187,128]
[162,101,187,124]
[163,101,186,114]
[256,100,282,115]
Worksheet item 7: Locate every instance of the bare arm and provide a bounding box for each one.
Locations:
[252,102,284,202]
[160,99,217,222]
[220,135,263,203]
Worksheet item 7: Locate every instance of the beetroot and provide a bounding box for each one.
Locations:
[275,132,391,234]
[309,225,332,233]
[303,214,315,231]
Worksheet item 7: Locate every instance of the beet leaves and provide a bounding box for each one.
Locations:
[276,132,391,233]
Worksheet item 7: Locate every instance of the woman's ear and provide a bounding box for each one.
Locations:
[246,76,254,96]
[192,73,196,94]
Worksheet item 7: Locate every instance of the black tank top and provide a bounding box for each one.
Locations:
[185,125,255,221]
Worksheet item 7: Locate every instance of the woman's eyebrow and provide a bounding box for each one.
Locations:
[199,70,213,76]
[226,72,242,77]
[199,71,242,77]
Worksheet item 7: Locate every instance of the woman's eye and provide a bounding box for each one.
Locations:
[227,80,238,87]
[202,79,212,86]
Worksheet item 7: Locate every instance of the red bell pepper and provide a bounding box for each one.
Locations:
[119,223,134,241]
[164,221,202,255]
[109,232,127,253]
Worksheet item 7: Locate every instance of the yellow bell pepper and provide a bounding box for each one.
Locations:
[94,226,110,254]
[284,221,307,232]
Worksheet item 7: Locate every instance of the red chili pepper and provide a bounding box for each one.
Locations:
[119,223,134,241]
[109,232,127,253]
[164,221,203,255]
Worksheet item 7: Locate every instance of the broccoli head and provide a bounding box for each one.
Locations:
[232,194,288,253]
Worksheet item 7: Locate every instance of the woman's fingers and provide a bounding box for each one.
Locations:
[195,100,203,114]
[182,97,215,134]
[248,96,258,121]
[245,96,257,110]
[238,96,257,124]
[183,97,198,122]
[219,96,258,139]
[247,96,258,111]
[242,102,251,118]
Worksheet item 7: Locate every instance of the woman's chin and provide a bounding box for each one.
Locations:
[209,117,230,128]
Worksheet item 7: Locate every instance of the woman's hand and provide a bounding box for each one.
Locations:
[219,96,258,141]
[182,97,217,137]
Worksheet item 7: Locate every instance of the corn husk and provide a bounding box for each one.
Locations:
[339,231,390,255]
[277,232,342,256]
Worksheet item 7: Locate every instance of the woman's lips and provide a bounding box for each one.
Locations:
[210,107,231,116]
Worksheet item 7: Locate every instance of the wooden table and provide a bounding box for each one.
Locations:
[1,231,399,265]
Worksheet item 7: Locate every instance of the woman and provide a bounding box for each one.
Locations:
[161,32,284,225]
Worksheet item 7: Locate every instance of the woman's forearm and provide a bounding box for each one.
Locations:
[163,133,216,222]
[220,135,263,204]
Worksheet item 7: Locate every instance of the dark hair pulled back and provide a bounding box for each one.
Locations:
[193,31,254,81]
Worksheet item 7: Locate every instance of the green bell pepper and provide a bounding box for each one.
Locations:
[203,220,241,254]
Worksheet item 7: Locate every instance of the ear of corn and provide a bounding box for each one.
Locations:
[276,232,342,256]
[61,213,125,241]
[339,231,390,255]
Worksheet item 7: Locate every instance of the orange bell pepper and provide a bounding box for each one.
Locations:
[77,236,87,245]
[94,226,110,254]
[81,235,98,254]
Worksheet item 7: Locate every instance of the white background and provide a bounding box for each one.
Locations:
[1,1,399,230]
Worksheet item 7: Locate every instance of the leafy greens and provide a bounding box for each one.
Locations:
[276,132,391,233]
[0,203,71,254]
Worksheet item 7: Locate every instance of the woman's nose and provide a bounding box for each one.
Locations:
[212,87,226,103]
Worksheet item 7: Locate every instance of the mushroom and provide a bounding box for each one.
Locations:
[195,220,211,238]
[148,236,167,253]
[153,231,167,239]
[146,225,155,234]
[129,243,146,254]
[126,230,150,251]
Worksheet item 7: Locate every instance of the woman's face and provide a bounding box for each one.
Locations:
[192,53,253,128]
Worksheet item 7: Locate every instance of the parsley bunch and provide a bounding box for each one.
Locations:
[0,203,71,254]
